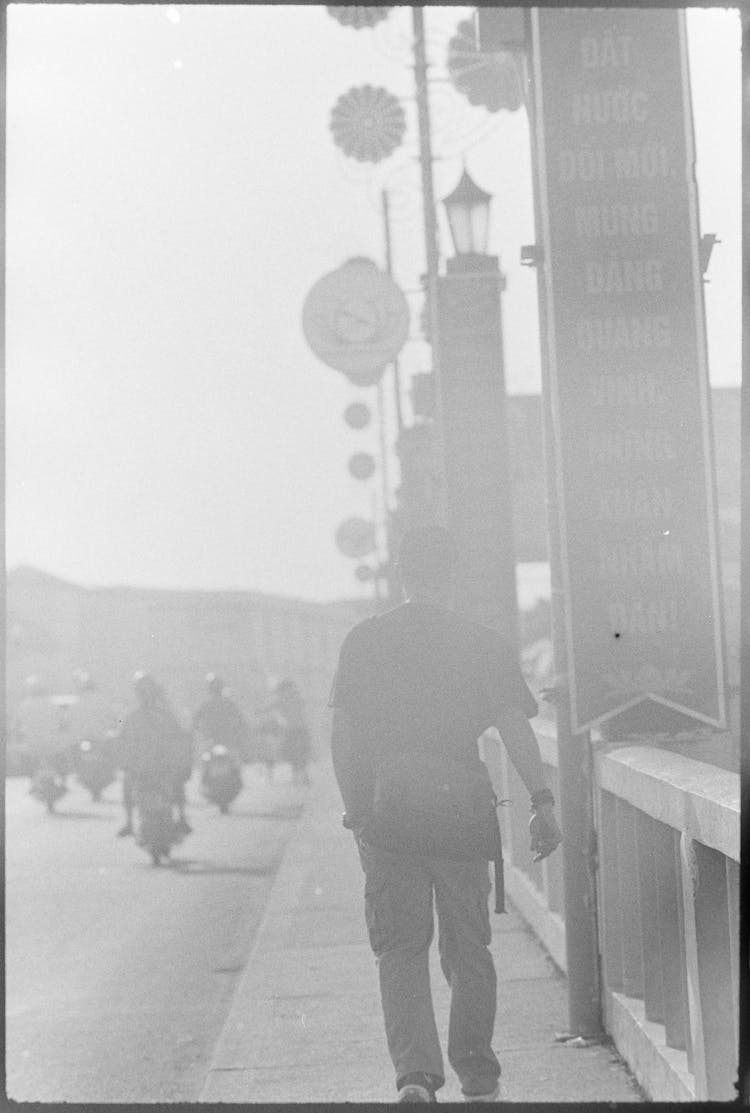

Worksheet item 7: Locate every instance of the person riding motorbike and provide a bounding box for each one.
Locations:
[67,671,120,793]
[116,672,193,837]
[266,678,313,786]
[192,674,249,762]
[67,670,120,745]
[11,675,71,788]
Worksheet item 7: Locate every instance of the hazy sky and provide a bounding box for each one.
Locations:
[6,5,741,601]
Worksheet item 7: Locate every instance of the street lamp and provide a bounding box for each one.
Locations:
[442,167,493,259]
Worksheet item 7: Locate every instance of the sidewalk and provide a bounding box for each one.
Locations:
[199,760,642,1104]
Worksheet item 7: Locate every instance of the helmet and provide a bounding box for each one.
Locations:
[206,673,224,696]
[133,671,161,705]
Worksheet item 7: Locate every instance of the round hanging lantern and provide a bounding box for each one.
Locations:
[447,18,524,113]
[344,401,372,430]
[335,517,376,560]
[327,6,392,30]
[348,452,376,481]
[330,85,406,163]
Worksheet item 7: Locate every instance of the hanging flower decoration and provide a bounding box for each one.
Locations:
[330,85,406,163]
[446,18,524,114]
[326,7,392,30]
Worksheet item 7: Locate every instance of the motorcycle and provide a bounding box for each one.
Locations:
[133,774,183,866]
[73,736,116,802]
[246,718,282,781]
[200,743,243,813]
[30,761,68,813]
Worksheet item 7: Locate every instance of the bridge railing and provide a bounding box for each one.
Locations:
[492,724,739,1101]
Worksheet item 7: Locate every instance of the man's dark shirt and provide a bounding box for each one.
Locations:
[329,601,537,818]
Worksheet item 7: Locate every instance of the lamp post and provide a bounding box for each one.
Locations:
[412,6,448,527]
[442,167,493,259]
[437,167,519,647]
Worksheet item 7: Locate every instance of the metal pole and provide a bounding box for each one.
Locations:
[376,378,391,529]
[370,487,384,611]
[380,189,402,603]
[382,190,404,437]
[375,375,395,602]
[412,6,447,524]
[523,13,602,1037]
[738,11,750,1103]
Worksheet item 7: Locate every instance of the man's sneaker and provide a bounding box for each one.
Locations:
[117,823,134,838]
[463,1081,501,1102]
[175,817,192,835]
[398,1084,434,1103]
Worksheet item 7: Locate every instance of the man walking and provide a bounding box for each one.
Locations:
[329,526,562,1103]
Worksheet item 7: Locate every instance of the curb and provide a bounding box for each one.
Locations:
[197,771,325,1100]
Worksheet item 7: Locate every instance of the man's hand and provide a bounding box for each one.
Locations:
[529,804,563,862]
[342,811,374,843]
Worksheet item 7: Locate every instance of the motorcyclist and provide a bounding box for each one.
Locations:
[67,670,120,748]
[192,674,249,763]
[11,676,70,786]
[116,672,193,838]
[268,678,313,786]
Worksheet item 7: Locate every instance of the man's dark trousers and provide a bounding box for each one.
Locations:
[357,839,502,1096]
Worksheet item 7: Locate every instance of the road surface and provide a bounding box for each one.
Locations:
[6,765,306,1102]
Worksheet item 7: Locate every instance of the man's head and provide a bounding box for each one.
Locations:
[397,525,458,601]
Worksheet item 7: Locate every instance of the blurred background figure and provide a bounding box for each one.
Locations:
[268,678,313,787]
[66,670,120,802]
[248,675,284,782]
[193,673,246,813]
[116,672,194,838]
[192,673,249,763]
[11,676,72,812]
[11,676,69,779]
[68,670,120,741]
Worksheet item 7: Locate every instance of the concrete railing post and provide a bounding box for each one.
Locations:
[598,790,623,995]
[653,820,690,1055]
[635,811,664,1024]
[680,833,708,1099]
[615,799,644,999]
[692,842,737,1099]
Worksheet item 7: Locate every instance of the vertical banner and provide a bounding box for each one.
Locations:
[531,9,726,734]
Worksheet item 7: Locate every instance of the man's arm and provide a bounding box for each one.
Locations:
[489,705,563,862]
[331,705,376,833]
[330,706,359,818]
[493,705,547,795]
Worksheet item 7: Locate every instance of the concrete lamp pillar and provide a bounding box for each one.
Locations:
[436,254,519,648]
